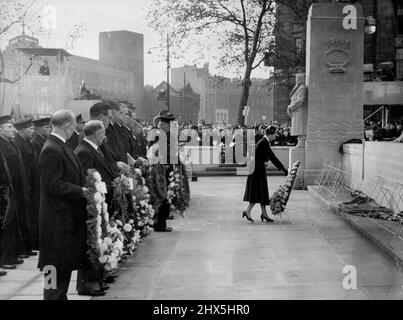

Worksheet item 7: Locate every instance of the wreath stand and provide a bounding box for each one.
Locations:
[271,162,301,224]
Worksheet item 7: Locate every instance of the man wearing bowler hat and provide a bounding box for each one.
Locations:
[32,117,51,158]
[14,119,40,251]
[151,110,177,232]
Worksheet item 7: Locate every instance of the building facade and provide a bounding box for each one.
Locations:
[142,81,201,125]
[1,30,143,116]
[171,64,274,124]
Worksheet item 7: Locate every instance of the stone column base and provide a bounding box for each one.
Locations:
[289,136,306,189]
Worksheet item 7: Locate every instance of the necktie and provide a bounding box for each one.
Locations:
[97,147,105,158]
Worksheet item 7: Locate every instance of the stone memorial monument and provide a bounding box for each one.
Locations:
[288,73,308,188]
[303,2,364,186]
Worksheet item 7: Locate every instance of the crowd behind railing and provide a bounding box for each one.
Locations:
[138,120,299,148]
[364,121,403,142]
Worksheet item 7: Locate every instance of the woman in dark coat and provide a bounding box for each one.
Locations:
[243,127,288,223]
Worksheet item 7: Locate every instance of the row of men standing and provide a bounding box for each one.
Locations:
[0,101,149,299]
[0,116,52,275]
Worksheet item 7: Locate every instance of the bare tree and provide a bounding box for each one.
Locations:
[0,0,37,81]
[147,0,277,125]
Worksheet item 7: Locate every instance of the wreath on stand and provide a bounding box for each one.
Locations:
[270,161,301,217]
[84,170,124,273]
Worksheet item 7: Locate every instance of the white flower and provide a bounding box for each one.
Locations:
[143,186,149,193]
[97,239,103,246]
[103,203,108,214]
[97,215,102,225]
[123,224,132,232]
[93,171,102,182]
[175,174,180,178]
[94,192,103,204]
[132,195,137,202]
[135,168,142,175]
[99,256,108,264]
[96,204,102,214]
[129,219,134,224]
[100,243,108,253]
[103,237,112,246]
[115,220,123,227]
[170,182,176,188]
[149,208,155,215]
[96,226,102,237]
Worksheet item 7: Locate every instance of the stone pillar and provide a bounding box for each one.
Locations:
[304,3,364,186]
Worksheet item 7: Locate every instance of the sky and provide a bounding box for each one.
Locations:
[3,0,270,86]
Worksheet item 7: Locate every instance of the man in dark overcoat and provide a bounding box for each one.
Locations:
[38,110,88,300]
[75,120,117,296]
[0,117,31,261]
[67,114,85,150]
[32,117,51,158]
[14,119,40,251]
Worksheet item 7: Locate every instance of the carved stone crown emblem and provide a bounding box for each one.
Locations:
[324,38,351,73]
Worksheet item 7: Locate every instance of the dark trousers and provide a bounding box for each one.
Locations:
[0,208,21,265]
[43,270,72,301]
[154,199,170,231]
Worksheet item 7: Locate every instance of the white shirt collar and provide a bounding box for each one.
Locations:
[51,133,66,144]
[83,138,99,151]
[265,136,271,145]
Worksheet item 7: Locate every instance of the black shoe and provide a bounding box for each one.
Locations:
[18,254,29,259]
[154,227,173,232]
[103,277,116,284]
[13,258,24,265]
[27,251,38,256]
[100,285,110,291]
[242,211,254,222]
[167,215,175,220]
[261,215,274,223]
[1,264,17,270]
[0,271,7,276]
[78,290,106,297]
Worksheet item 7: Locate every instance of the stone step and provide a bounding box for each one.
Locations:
[196,170,284,177]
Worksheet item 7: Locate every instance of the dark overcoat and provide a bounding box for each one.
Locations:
[38,135,87,272]
[31,133,46,159]
[243,137,285,205]
[14,134,40,249]
[75,140,117,193]
[0,137,29,243]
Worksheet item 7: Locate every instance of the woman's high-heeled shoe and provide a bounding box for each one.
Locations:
[242,211,254,222]
[261,215,274,223]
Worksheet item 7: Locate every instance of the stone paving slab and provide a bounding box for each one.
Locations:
[3,177,403,300]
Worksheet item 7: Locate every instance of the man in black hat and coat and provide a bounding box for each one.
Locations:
[0,116,28,269]
[151,110,177,232]
[38,110,88,300]
[14,119,40,251]
[32,117,51,158]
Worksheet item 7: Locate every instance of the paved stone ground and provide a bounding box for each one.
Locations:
[96,177,403,300]
[2,177,403,300]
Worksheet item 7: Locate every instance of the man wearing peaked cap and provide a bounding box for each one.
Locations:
[14,119,40,252]
[32,117,51,158]
[0,115,11,126]
[0,115,30,269]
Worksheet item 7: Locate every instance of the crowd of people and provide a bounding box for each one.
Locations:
[138,120,299,148]
[365,120,403,142]
[0,101,190,300]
